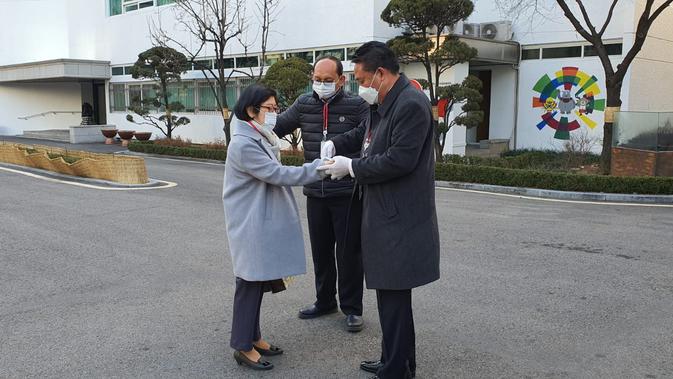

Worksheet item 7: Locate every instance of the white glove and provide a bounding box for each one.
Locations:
[320,140,336,159]
[317,155,354,180]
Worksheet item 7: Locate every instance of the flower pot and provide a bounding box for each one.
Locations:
[134,132,152,141]
[118,130,135,147]
[101,129,118,145]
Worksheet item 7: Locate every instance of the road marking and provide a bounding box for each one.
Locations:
[0,166,177,191]
[436,187,673,208]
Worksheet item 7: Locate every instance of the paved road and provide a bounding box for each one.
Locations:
[1,155,672,378]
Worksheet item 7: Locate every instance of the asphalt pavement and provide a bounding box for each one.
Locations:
[1,154,673,378]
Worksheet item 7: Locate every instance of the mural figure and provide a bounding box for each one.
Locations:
[532,66,606,140]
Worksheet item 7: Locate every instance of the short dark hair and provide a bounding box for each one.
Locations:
[233,84,277,121]
[351,41,399,74]
[314,55,343,76]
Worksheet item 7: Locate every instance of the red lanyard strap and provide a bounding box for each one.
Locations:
[246,120,262,135]
[322,102,329,138]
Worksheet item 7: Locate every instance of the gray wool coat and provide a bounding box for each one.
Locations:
[222,116,322,281]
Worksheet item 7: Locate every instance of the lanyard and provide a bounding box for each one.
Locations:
[322,102,329,141]
[246,120,262,135]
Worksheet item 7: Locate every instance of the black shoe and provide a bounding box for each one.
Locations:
[360,360,383,374]
[346,314,364,332]
[233,350,274,370]
[253,343,283,356]
[298,304,338,319]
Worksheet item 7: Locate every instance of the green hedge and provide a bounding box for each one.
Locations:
[127,142,673,195]
[129,141,228,161]
[436,163,673,195]
[443,150,600,171]
[129,141,306,166]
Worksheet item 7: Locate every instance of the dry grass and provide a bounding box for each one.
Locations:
[200,139,227,150]
[154,136,193,147]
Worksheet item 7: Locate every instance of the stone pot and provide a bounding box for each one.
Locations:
[118,130,135,147]
[101,128,118,145]
[134,132,152,141]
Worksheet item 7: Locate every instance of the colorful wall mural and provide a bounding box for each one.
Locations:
[532,66,605,140]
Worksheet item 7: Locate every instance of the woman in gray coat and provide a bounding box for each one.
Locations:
[222,84,323,371]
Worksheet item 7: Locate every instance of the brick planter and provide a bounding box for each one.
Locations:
[611,147,673,177]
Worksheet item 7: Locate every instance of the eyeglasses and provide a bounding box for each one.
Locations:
[259,104,280,112]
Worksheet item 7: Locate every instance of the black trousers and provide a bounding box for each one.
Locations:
[376,289,416,379]
[229,278,264,351]
[306,195,364,316]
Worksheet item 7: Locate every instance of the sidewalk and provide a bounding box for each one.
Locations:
[0,136,127,154]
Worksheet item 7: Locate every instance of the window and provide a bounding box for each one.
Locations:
[541,46,582,59]
[111,0,170,15]
[521,48,540,60]
[142,84,159,110]
[236,56,259,68]
[123,66,134,75]
[316,48,345,61]
[110,84,126,112]
[167,82,195,112]
[123,0,153,13]
[193,59,213,70]
[287,51,314,64]
[129,84,142,108]
[197,81,236,111]
[584,43,623,57]
[264,53,284,66]
[110,0,122,15]
[347,73,359,94]
[214,58,234,70]
[111,67,125,76]
[346,47,357,61]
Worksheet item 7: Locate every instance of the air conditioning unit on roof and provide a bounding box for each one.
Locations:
[462,23,480,38]
[479,21,513,41]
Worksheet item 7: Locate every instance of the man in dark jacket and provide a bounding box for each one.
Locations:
[274,56,369,332]
[319,42,440,379]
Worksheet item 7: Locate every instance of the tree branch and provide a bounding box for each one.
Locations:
[649,0,673,23]
[555,0,594,41]
[598,0,619,37]
[575,0,599,37]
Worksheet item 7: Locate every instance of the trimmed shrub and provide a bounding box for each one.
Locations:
[436,163,673,195]
[280,155,305,166]
[128,141,227,161]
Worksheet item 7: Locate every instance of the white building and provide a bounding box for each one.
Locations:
[1,0,672,155]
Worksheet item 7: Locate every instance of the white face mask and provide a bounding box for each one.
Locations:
[264,112,277,127]
[313,81,337,99]
[358,71,382,105]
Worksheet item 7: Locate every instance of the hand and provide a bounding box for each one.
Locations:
[320,140,335,159]
[318,159,331,180]
[317,156,353,180]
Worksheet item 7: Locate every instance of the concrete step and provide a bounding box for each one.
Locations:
[22,129,70,142]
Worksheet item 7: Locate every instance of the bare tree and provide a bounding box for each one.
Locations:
[496,0,673,173]
[238,0,280,80]
[151,0,280,144]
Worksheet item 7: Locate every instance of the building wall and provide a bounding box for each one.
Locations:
[106,112,226,142]
[0,82,82,135]
[627,0,673,112]
[488,66,518,142]
[102,0,397,66]
[515,56,623,152]
[0,0,70,66]
[468,0,631,45]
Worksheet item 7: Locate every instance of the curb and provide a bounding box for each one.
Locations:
[0,162,170,189]
[436,181,673,204]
